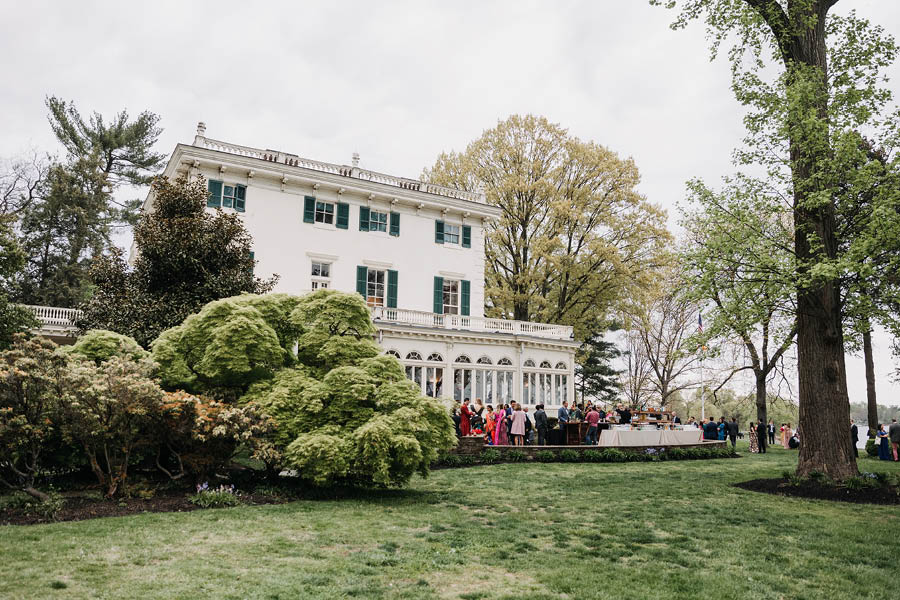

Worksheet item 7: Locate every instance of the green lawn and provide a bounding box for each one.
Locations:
[2,444,899,600]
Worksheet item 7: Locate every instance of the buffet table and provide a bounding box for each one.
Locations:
[598,428,702,447]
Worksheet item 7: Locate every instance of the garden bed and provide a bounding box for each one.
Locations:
[1,489,286,526]
[735,476,900,505]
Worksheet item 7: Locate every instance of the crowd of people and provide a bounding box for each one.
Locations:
[454,400,900,460]
[451,399,638,446]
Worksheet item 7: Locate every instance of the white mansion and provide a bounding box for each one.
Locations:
[138,123,578,408]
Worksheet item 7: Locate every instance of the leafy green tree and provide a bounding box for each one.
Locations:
[152,294,300,399]
[575,329,622,406]
[0,336,67,501]
[680,179,797,425]
[426,114,670,337]
[652,0,900,479]
[79,175,277,347]
[159,290,456,488]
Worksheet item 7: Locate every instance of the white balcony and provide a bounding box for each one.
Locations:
[25,305,82,340]
[370,306,574,341]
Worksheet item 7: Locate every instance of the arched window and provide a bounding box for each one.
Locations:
[406,351,422,361]
[523,359,535,368]
[540,360,552,369]
[498,358,513,366]
[427,353,443,362]
[386,350,401,358]
[555,361,567,370]
[476,356,492,365]
[455,354,471,364]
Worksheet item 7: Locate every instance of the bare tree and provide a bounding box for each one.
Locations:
[628,286,702,408]
[0,151,50,216]
[621,329,655,409]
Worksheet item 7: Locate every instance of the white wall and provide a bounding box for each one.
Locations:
[197,165,486,317]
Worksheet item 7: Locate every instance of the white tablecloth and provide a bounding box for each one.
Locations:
[598,429,703,447]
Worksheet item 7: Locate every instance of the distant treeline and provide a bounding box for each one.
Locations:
[849,403,900,425]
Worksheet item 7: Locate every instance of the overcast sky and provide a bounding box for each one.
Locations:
[1,0,898,405]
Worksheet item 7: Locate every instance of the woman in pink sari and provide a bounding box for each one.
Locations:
[496,406,509,446]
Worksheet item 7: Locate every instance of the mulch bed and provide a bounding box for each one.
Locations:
[1,491,285,527]
[735,477,900,505]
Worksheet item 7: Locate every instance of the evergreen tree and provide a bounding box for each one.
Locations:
[12,98,165,305]
[575,329,622,406]
[0,215,37,347]
[79,175,277,347]
[15,157,111,307]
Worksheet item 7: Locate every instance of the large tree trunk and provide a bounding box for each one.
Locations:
[862,326,878,434]
[784,1,857,480]
[754,372,767,425]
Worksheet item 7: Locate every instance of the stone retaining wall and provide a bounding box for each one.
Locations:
[452,435,726,458]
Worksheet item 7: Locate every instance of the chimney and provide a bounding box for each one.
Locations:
[194,121,207,147]
[352,152,360,168]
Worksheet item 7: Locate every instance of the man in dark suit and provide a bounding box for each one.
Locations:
[671,411,681,424]
[850,419,859,457]
[757,420,767,453]
[727,417,739,448]
[767,420,776,445]
[534,404,548,446]
[702,417,718,441]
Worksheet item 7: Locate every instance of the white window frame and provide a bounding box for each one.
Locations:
[442,279,460,315]
[311,261,331,290]
[314,200,335,225]
[444,223,461,245]
[366,268,387,307]
[369,210,388,232]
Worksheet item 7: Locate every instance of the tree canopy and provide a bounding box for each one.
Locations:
[425,114,670,337]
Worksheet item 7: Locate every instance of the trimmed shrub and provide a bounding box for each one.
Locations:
[559,449,580,463]
[582,450,605,463]
[506,450,528,462]
[480,449,501,464]
[535,450,555,463]
[599,448,627,463]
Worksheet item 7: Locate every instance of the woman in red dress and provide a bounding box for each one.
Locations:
[459,400,472,436]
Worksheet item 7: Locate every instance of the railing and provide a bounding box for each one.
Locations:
[25,305,82,333]
[371,307,574,340]
[197,136,486,204]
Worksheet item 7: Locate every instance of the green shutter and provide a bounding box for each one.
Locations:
[433,276,444,314]
[462,225,471,248]
[435,220,444,244]
[248,251,255,275]
[336,202,349,229]
[359,206,370,231]
[387,270,398,308]
[461,280,470,316]
[356,266,368,298]
[235,185,246,212]
[303,196,315,223]
[389,212,400,237]
[207,180,222,207]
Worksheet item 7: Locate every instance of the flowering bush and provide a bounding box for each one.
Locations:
[157,391,278,483]
[0,336,67,501]
[60,354,164,497]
